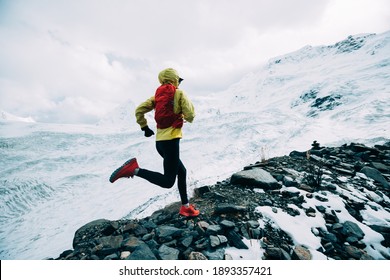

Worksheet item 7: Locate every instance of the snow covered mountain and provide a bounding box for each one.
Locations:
[0,31,389,260]
[0,110,35,123]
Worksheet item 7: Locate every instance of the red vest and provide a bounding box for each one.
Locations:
[154,84,183,129]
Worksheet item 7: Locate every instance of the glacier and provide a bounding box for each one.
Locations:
[0,30,389,259]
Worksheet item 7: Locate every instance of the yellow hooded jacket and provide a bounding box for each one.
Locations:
[135,68,195,141]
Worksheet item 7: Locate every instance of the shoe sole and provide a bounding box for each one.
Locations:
[179,213,200,217]
[109,158,136,183]
[179,210,200,217]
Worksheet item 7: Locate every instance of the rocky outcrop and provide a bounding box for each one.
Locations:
[55,141,390,260]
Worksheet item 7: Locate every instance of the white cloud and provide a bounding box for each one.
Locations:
[0,0,389,123]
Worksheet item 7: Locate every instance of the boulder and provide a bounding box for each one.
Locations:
[360,166,389,188]
[230,168,280,189]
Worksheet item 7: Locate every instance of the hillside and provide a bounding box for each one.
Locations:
[55,141,390,260]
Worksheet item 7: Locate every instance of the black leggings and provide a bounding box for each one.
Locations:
[137,138,188,205]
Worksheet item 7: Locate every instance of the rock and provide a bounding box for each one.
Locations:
[122,222,148,236]
[96,235,123,256]
[126,243,157,260]
[72,219,115,249]
[265,247,291,260]
[283,176,298,187]
[181,236,193,248]
[371,162,390,172]
[203,248,225,260]
[220,220,236,229]
[206,225,223,235]
[156,226,184,241]
[345,245,363,259]
[104,253,118,260]
[58,250,73,259]
[158,244,180,260]
[122,236,143,251]
[197,221,210,232]
[218,235,228,245]
[230,168,280,189]
[194,186,211,197]
[120,251,131,259]
[340,221,365,241]
[289,150,307,158]
[214,204,247,214]
[360,166,389,188]
[292,245,312,260]
[188,251,208,260]
[226,230,248,249]
[247,220,260,228]
[210,235,221,247]
[54,142,390,261]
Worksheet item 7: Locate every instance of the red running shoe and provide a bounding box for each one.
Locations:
[179,204,200,217]
[109,158,139,183]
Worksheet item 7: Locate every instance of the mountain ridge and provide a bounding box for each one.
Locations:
[54,141,390,260]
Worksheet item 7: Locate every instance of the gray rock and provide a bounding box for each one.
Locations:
[371,162,390,172]
[188,251,207,260]
[230,168,280,189]
[97,235,123,251]
[219,220,236,229]
[203,248,225,260]
[210,235,220,247]
[181,236,193,248]
[226,230,248,249]
[360,166,389,188]
[156,225,184,240]
[214,204,247,214]
[345,245,363,259]
[122,236,143,251]
[206,225,223,235]
[266,247,291,260]
[283,176,298,187]
[72,219,114,249]
[217,235,228,244]
[104,253,118,260]
[120,251,131,259]
[247,220,260,228]
[340,221,365,240]
[158,244,180,260]
[127,243,157,260]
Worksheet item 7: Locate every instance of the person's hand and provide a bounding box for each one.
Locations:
[141,126,154,137]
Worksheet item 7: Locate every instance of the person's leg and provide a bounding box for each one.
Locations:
[177,160,188,205]
[110,138,198,216]
[137,139,180,189]
[178,170,199,217]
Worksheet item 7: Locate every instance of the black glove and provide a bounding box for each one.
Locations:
[141,126,154,137]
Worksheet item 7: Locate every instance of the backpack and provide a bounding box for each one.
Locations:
[154,84,183,129]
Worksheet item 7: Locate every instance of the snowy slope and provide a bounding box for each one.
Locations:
[0,31,389,260]
[186,31,390,173]
[0,110,36,123]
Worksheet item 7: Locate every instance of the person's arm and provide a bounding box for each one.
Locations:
[135,96,155,128]
[175,90,195,123]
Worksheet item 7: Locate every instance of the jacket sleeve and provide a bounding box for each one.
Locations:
[175,90,195,123]
[135,96,155,128]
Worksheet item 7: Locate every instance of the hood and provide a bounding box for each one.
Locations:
[158,68,180,87]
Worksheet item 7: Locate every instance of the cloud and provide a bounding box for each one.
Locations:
[0,0,389,123]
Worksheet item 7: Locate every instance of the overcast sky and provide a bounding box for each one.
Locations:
[1,0,389,124]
